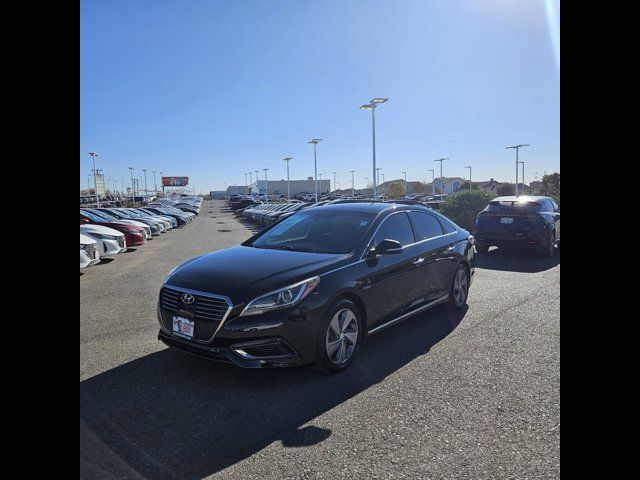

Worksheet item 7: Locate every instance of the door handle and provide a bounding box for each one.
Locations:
[445,244,455,252]
[412,257,425,266]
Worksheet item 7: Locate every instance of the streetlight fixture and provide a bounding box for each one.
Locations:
[87,152,100,207]
[360,97,388,198]
[263,168,270,204]
[308,138,323,202]
[349,170,356,197]
[465,166,472,189]
[506,144,530,196]
[433,158,448,199]
[283,157,293,200]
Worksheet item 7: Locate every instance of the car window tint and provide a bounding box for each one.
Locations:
[437,216,458,234]
[373,212,415,246]
[410,211,444,240]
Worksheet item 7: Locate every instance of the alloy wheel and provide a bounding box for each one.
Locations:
[325,308,359,365]
[453,268,469,307]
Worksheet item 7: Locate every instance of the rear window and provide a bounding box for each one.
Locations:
[486,201,541,212]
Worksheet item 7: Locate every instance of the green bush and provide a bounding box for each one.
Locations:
[439,190,493,233]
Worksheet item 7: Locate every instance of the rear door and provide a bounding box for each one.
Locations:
[359,212,423,326]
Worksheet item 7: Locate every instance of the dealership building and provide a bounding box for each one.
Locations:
[226,177,331,196]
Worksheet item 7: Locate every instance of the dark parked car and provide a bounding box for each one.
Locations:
[158,203,474,373]
[474,196,560,257]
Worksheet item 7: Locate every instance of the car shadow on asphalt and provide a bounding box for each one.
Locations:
[475,247,560,273]
[236,218,266,234]
[80,304,467,479]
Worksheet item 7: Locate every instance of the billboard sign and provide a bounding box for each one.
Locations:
[162,176,189,187]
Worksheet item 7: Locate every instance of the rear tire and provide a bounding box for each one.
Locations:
[541,231,555,258]
[313,299,363,374]
[447,264,469,311]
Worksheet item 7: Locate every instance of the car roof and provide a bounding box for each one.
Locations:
[309,201,425,214]
[491,196,548,203]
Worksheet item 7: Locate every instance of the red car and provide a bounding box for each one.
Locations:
[80,210,146,247]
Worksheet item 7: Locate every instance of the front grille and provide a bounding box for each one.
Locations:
[84,244,96,259]
[160,287,231,341]
[116,236,125,248]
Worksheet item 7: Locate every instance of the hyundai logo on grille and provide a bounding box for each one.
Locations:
[181,293,195,305]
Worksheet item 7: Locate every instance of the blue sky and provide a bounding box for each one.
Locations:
[80,0,559,193]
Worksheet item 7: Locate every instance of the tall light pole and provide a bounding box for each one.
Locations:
[283,157,293,200]
[360,97,388,198]
[142,169,148,196]
[159,171,164,194]
[350,170,355,197]
[308,139,323,202]
[244,173,248,195]
[375,167,382,195]
[254,170,260,197]
[152,170,158,193]
[465,166,472,189]
[434,158,448,198]
[506,144,530,196]
[128,167,135,202]
[249,171,253,194]
[428,169,435,196]
[332,172,337,193]
[263,168,270,204]
[519,161,525,194]
[87,152,100,207]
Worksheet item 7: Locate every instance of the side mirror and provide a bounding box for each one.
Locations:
[371,239,403,256]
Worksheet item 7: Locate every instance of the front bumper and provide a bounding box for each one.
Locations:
[157,295,325,368]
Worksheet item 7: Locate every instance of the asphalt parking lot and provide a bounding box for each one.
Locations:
[80,199,560,480]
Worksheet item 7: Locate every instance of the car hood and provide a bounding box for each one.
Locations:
[115,219,149,229]
[165,245,349,304]
[80,224,124,237]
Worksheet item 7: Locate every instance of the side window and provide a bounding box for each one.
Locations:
[550,199,559,212]
[438,216,458,234]
[410,211,445,241]
[542,200,553,212]
[373,212,415,247]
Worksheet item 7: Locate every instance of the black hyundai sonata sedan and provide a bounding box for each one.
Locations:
[158,202,475,373]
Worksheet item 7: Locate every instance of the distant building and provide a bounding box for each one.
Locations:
[225,185,248,195]
[250,177,331,196]
[424,177,464,194]
[210,190,226,199]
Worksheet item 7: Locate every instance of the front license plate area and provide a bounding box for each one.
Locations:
[500,217,513,224]
[172,316,195,340]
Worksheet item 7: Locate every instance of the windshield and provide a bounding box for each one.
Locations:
[486,201,541,212]
[81,210,108,222]
[251,210,376,254]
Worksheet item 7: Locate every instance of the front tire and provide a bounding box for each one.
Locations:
[448,264,469,310]
[313,299,362,374]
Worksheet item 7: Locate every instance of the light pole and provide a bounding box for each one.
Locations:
[248,171,253,194]
[349,170,355,197]
[402,171,407,196]
[428,169,435,196]
[360,98,388,198]
[128,167,135,202]
[254,170,259,197]
[283,157,293,200]
[142,169,148,196]
[87,152,100,207]
[434,158,448,199]
[332,172,337,193]
[465,166,472,189]
[375,167,382,196]
[519,161,525,194]
[263,168,269,204]
[152,170,158,193]
[308,139,323,202]
[506,144,530,196]
[159,171,164,194]
[244,173,248,195]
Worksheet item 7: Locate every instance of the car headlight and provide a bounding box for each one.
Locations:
[92,234,119,240]
[240,276,320,317]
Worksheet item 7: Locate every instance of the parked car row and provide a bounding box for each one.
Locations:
[80,196,202,269]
